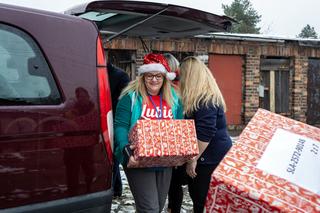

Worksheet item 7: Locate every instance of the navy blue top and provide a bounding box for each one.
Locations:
[186,102,232,165]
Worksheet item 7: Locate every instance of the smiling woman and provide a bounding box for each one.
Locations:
[113,53,183,212]
[143,72,165,95]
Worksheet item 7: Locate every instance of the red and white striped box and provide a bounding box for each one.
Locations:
[205,109,320,212]
[128,119,199,168]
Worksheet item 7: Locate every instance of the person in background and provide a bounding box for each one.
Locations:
[167,163,188,213]
[107,59,130,198]
[163,53,180,87]
[179,56,232,213]
[163,53,188,213]
[64,87,96,195]
[114,53,183,212]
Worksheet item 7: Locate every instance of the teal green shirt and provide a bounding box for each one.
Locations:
[114,88,183,164]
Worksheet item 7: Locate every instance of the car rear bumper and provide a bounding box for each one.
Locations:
[1,190,112,213]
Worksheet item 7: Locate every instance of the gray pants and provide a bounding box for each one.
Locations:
[124,167,172,213]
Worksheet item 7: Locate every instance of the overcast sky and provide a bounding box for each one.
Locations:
[0,0,319,38]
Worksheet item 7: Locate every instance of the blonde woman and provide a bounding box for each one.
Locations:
[114,53,183,212]
[179,56,232,213]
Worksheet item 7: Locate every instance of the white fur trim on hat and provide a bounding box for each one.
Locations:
[138,63,167,75]
[166,72,176,80]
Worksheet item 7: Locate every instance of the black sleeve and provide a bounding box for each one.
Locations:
[118,71,130,91]
[194,103,218,143]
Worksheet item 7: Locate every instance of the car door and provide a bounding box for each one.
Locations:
[0,21,66,209]
[0,4,112,212]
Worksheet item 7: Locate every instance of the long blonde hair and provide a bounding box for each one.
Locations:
[179,56,226,116]
[120,75,173,106]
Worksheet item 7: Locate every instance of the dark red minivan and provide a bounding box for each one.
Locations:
[0,3,113,212]
[0,1,232,212]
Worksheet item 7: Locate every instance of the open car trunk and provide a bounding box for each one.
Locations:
[65,0,233,40]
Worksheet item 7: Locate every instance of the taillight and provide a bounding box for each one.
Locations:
[97,35,113,165]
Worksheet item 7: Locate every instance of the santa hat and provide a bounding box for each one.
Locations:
[166,70,177,81]
[138,53,176,80]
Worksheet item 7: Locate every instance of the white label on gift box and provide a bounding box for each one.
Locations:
[257,128,320,195]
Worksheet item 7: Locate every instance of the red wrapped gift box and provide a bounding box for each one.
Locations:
[128,119,199,168]
[205,109,320,212]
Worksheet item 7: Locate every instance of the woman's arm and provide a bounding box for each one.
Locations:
[186,103,218,178]
[186,139,208,178]
[195,140,209,161]
[114,94,132,164]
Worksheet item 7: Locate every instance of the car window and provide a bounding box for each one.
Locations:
[0,23,61,105]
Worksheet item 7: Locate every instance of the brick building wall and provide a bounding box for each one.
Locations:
[104,36,320,127]
[293,56,308,122]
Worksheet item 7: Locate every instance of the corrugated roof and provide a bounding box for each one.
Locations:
[196,32,320,47]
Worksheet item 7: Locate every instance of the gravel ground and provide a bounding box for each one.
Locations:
[111,166,193,213]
